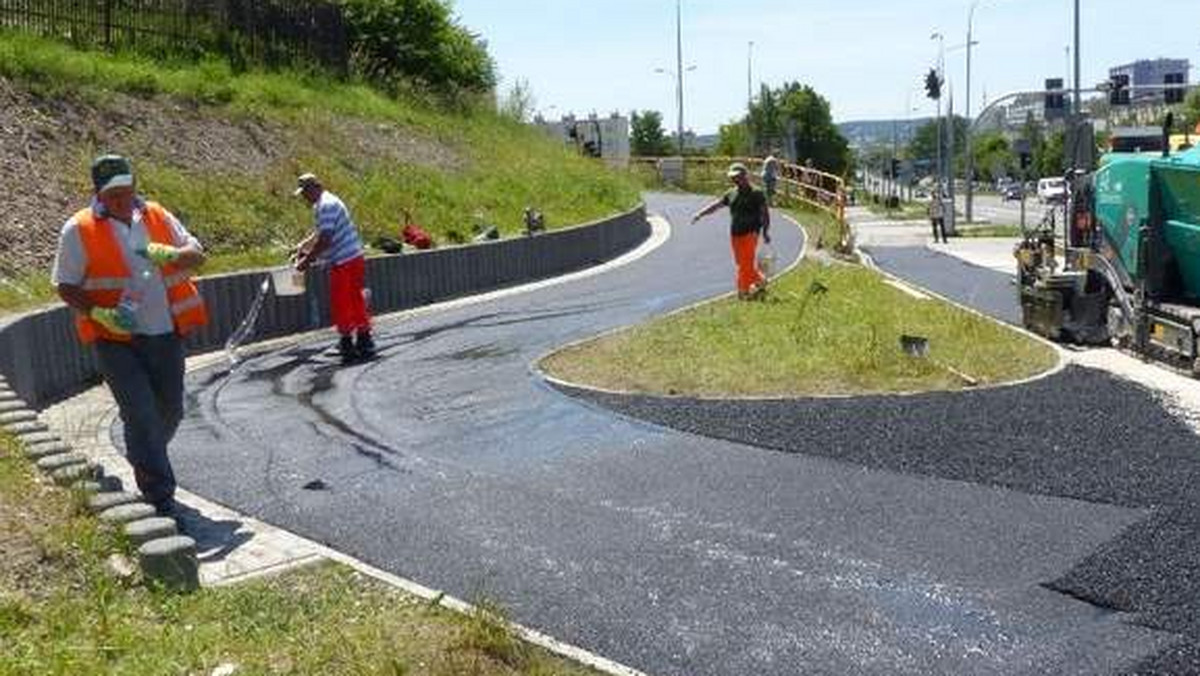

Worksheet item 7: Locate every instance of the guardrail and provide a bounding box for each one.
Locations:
[631,156,848,248]
[0,204,649,408]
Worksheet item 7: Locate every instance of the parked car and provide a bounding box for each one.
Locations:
[1002,184,1024,201]
[1037,177,1067,204]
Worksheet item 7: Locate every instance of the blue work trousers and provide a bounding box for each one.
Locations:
[94,334,185,507]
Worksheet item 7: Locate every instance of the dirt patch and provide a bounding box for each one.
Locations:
[0,77,462,280]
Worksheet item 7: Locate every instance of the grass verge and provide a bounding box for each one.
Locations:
[0,432,599,676]
[956,224,1024,238]
[0,32,641,316]
[541,215,1056,397]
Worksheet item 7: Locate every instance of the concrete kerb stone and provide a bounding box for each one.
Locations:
[35,452,89,473]
[18,431,59,446]
[0,399,26,413]
[124,517,179,546]
[0,409,37,426]
[99,502,157,525]
[88,491,143,514]
[138,535,199,592]
[51,462,101,486]
[23,442,70,461]
[5,420,48,436]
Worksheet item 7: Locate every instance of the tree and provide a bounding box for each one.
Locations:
[341,0,496,95]
[499,78,535,122]
[630,110,671,156]
[907,115,967,175]
[717,121,750,157]
[970,132,1011,183]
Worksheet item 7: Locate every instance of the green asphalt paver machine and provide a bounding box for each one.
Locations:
[1016,115,1200,373]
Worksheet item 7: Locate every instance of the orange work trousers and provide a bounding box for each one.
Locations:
[730,232,765,294]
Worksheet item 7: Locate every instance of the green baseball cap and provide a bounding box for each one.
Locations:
[91,154,134,193]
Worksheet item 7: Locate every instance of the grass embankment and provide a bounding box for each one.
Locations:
[956,224,1024,238]
[541,212,1056,397]
[0,433,597,676]
[0,32,641,314]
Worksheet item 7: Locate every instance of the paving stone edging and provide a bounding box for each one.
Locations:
[1,375,199,592]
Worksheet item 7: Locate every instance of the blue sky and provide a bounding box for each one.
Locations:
[451,0,1197,133]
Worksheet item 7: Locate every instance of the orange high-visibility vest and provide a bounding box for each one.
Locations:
[73,202,208,344]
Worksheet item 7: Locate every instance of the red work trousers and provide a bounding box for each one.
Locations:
[330,255,371,335]
[730,232,765,294]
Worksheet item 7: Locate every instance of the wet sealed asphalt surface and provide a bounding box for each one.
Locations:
[151,195,1198,675]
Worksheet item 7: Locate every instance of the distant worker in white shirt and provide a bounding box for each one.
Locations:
[292,173,374,363]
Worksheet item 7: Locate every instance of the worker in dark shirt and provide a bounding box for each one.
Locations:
[691,162,772,299]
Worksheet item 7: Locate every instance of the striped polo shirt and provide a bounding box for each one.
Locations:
[314,190,363,265]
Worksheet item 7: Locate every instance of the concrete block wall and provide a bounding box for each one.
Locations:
[0,205,648,407]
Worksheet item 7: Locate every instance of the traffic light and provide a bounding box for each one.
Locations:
[924,68,942,100]
[1165,73,1185,105]
[890,158,901,179]
[1109,73,1130,106]
[1044,78,1065,116]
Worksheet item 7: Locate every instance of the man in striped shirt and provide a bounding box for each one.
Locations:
[293,173,374,362]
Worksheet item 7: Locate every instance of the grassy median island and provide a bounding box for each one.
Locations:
[0,434,598,676]
[541,217,1057,397]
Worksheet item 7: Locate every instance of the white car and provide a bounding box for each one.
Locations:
[1037,177,1067,204]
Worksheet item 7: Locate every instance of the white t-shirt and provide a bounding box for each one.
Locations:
[52,198,201,336]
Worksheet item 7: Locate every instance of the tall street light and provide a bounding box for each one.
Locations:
[965,0,979,224]
[748,40,755,155]
[655,63,696,153]
[675,0,685,155]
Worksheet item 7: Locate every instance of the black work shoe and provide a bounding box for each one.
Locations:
[355,331,376,359]
[153,499,177,517]
[338,334,358,363]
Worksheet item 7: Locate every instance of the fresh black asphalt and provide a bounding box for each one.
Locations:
[150,195,1191,675]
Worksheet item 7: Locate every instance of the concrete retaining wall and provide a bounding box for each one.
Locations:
[0,205,649,408]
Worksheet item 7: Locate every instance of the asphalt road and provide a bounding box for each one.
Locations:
[958,193,1053,228]
[155,194,1179,676]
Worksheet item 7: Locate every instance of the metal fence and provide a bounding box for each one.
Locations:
[0,0,347,74]
[632,156,850,248]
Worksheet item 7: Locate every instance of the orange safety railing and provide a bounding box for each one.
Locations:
[630,156,849,249]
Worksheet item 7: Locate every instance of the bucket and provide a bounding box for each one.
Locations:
[270,266,306,296]
[757,245,776,278]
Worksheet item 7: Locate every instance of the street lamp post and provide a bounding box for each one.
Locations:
[675,0,685,155]
[965,0,979,225]
[655,64,696,154]
[748,40,755,155]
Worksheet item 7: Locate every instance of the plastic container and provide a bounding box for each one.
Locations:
[270,266,306,296]
[757,245,776,279]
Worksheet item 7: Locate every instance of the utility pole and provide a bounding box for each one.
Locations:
[1073,0,1081,116]
[675,0,685,156]
[965,1,978,225]
[932,32,945,204]
[747,40,755,156]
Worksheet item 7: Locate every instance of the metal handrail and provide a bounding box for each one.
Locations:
[631,155,849,247]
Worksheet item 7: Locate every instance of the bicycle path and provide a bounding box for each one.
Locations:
[153,194,1172,676]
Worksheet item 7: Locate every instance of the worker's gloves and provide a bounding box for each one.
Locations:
[90,306,135,335]
[139,243,181,266]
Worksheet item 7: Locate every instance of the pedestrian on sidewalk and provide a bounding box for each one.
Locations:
[291,173,374,363]
[52,154,208,516]
[929,196,947,243]
[761,151,780,204]
[691,162,772,300]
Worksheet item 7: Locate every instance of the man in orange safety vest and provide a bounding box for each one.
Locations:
[52,154,208,516]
